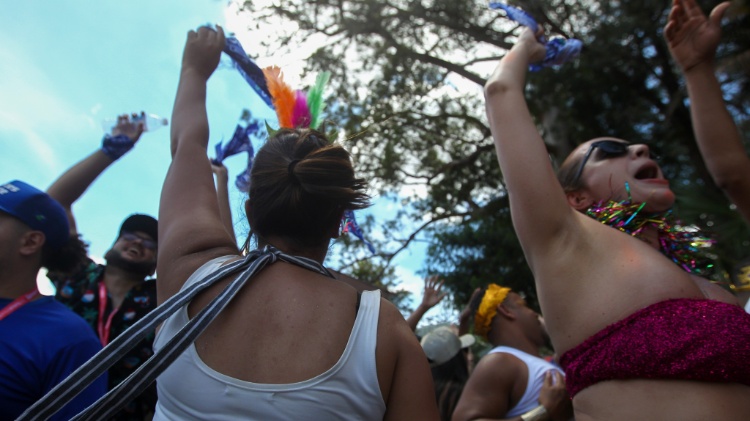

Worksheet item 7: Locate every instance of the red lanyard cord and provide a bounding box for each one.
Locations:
[97,282,120,346]
[0,288,41,321]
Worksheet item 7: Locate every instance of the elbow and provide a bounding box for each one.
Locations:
[484,77,513,99]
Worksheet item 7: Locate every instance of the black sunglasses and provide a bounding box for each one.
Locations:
[120,232,157,250]
[571,140,656,184]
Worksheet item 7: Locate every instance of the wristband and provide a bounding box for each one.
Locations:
[101,134,135,160]
[520,405,549,421]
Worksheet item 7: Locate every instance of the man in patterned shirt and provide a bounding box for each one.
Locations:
[47,113,158,421]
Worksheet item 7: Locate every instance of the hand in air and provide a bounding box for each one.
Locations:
[420,275,447,310]
[210,161,229,184]
[182,25,226,80]
[111,112,145,142]
[664,0,730,71]
[515,27,547,65]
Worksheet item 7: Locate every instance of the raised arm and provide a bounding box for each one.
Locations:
[46,115,145,235]
[484,29,581,265]
[405,276,447,332]
[665,0,750,223]
[159,26,238,303]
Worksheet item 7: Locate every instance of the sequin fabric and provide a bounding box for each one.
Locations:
[559,299,750,397]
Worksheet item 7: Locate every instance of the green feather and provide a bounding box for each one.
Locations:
[307,72,330,129]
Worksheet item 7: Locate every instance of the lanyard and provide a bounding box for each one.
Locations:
[0,288,40,321]
[97,282,120,347]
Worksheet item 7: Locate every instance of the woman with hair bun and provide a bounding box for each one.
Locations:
[154,26,438,420]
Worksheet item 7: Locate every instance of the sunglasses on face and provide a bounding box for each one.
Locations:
[571,140,657,184]
[120,232,157,250]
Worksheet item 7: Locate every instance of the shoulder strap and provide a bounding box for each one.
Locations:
[19,246,332,421]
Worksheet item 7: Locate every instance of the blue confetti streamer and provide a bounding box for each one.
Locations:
[488,2,582,71]
[342,210,376,254]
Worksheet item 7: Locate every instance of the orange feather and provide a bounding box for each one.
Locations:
[262,66,295,128]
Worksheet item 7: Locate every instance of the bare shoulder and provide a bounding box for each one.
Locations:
[375,298,420,364]
[690,275,741,306]
[452,351,522,421]
[473,351,525,380]
[376,298,440,421]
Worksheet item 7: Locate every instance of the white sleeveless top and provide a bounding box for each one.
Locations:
[153,256,386,420]
[488,346,564,417]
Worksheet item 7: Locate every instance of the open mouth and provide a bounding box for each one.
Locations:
[634,164,659,180]
[125,247,142,258]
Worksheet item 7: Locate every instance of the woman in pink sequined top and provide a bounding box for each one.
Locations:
[483,0,750,420]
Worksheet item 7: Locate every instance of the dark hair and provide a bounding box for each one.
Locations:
[247,128,370,248]
[469,286,487,326]
[556,153,586,193]
[42,234,89,274]
[431,352,470,421]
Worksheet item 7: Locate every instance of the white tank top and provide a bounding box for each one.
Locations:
[488,346,564,417]
[153,256,386,420]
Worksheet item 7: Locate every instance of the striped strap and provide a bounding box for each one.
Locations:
[19,246,332,421]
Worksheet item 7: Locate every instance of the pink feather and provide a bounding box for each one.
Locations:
[292,90,312,128]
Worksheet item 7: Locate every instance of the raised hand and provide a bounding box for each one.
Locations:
[420,275,447,310]
[664,0,730,71]
[210,161,229,184]
[182,25,226,80]
[515,27,547,66]
[111,112,145,143]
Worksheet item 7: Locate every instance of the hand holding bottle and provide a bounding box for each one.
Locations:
[102,112,168,135]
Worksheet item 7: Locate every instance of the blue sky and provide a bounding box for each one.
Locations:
[0,0,441,318]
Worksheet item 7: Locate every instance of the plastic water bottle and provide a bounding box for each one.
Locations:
[102,113,169,134]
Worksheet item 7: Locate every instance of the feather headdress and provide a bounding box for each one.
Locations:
[262,66,330,130]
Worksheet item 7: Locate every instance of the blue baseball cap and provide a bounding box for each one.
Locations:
[0,180,70,250]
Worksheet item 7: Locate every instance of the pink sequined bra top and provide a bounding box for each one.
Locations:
[559,298,750,397]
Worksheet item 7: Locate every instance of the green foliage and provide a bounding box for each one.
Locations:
[243,0,750,310]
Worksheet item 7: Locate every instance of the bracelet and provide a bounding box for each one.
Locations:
[520,405,549,421]
[101,134,134,160]
[730,284,750,293]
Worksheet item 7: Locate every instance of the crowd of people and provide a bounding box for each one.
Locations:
[2,0,749,419]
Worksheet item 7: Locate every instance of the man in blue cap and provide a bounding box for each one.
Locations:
[0,180,107,420]
[46,114,158,420]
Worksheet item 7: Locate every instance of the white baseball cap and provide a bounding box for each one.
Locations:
[420,326,476,366]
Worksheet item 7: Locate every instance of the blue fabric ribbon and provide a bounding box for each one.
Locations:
[489,2,539,32]
[488,2,582,71]
[342,210,376,254]
[223,36,274,108]
[212,122,261,192]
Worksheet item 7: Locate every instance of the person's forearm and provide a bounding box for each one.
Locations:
[171,68,210,157]
[46,150,115,234]
[405,304,430,332]
[684,62,748,186]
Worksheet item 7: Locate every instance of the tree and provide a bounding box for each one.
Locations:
[240,0,750,310]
